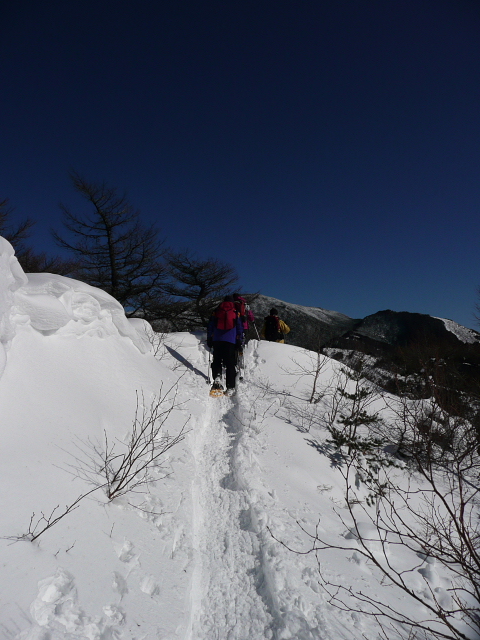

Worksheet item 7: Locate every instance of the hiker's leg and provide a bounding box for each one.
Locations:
[211,342,223,380]
[224,343,237,389]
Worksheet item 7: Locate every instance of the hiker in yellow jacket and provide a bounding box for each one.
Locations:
[261,308,290,343]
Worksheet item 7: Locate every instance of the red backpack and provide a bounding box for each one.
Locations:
[215,301,237,330]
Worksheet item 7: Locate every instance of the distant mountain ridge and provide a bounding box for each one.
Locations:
[248,294,357,350]
[352,309,480,347]
[249,295,480,395]
[249,295,480,350]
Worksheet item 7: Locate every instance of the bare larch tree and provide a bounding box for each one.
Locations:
[52,173,167,316]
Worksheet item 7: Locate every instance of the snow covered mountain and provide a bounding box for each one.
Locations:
[247,294,357,350]
[322,309,480,395]
[1,239,477,640]
[248,296,480,353]
[247,297,480,395]
[346,309,480,347]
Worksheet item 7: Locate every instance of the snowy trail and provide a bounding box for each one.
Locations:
[187,380,276,639]
[182,340,341,640]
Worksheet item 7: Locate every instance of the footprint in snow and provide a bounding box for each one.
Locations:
[112,571,129,597]
[115,539,138,564]
[28,568,126,637]
[140,574,161,597]
[103,604,125,624]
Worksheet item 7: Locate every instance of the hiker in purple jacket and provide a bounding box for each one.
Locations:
[207,295,244,394]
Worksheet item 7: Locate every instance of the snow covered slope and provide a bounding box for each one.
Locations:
[0,239,474,640]
[436,317,480,344]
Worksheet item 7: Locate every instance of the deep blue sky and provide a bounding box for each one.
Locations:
[1,1,480,328]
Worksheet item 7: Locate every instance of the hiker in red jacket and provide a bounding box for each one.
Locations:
[207,296,244,395]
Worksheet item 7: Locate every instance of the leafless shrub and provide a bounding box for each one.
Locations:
[281,378,480,639]
[144,325,168,359]
[4,382,188,544]
[285,401,322,433]
[65,382,188,500]
[282,349,329,403]
[251,376,290,400]
[307,448,478,639]
[273,352,480,639]
[3,486,99,543]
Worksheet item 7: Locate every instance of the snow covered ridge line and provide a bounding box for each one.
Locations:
[0,236,150,380]
[253,293,353,323]
[435,317,480,344]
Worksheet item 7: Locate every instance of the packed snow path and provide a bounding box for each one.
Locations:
[189,393,276,639]
[181,339,340,640]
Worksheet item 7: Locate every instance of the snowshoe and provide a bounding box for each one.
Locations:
[224,388,236,398]
[209,381,224,397]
